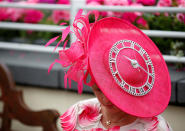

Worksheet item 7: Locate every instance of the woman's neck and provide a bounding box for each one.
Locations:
[100,105,137,129]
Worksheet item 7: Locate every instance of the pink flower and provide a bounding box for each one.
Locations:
[136,0,156,6]
[52,10,70,24]
[87,1,101,5]
[0,8,9,21]
[57,0,70,4]
[176,0,185,24]
[104,0,129,6]
[104,0,129,17]
[6,8,24,22]
[87,0,103,4]
[87,1,108,17]
[51,0,70,24]
[157,0,172,7]
[177,0,185,5]
[39,0,55,4]
[122,12,138,23]
[136,17,148,28]
[156,0,172,16]
[176,13,185,24]
[27,0,39,3]
[24,9,44,23]
[4,1,25,22]
[127,0,133,4]
[130,3,143,16]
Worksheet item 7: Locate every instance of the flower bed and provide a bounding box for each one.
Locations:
[0,0,184,60]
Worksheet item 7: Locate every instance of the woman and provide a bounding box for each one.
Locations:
[60,84,171,130]
[47,10,172,131]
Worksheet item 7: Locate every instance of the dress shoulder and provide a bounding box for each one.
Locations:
[60,98,102,131]
[135,115,172,131]
[157,115,173,131]
[60,98,172,131]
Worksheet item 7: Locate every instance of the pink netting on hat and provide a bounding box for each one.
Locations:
[45,9,99,93]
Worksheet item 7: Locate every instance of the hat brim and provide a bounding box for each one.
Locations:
[88,17,171,117]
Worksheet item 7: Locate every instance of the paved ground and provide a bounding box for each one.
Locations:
[8,85,185,131]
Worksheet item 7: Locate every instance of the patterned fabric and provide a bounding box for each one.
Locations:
[60,98,172,131]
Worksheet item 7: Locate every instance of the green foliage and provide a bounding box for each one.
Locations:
[143,13,185,56]
[144,13,185,31]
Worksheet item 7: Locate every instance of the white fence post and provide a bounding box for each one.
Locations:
[70,0,86,43]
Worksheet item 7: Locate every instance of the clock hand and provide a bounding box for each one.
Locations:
[137,64,148,74]
[123,55,149,74]
[123,55,133,62]
[122,55,139,68]
[137,64,153,77]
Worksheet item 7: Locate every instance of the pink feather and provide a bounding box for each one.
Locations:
[60,22,67,26]
[75,9,83,20]
[63,40,68,50]
[68,78,71,88]
[48,61,55,74]
[53,36,63,52]
[78,76,83,94]
[48,59,65,74]
[62,26,70,42]
[64,72,68,88]
[45,36,59,47]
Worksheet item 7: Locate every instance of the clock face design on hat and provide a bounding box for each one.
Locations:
[109,40,155,96]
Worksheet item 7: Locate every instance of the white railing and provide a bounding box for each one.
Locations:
[0,22,66,32]
[0,41,62,53]
[82,5,185,13]
[0,0,185,63]
[0,2,70,10]
[0,22,185,38]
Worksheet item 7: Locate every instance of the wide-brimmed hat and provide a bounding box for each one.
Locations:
[88,17,171,117]
[47,10,171,117]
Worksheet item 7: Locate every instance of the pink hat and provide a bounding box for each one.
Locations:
[46,10,171,117]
